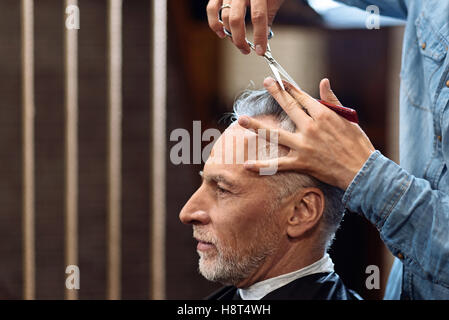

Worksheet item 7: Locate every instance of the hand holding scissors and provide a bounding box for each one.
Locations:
[218,7,359,123]
[207,0,285,56]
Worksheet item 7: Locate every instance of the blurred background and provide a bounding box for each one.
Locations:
[0,0,405,299]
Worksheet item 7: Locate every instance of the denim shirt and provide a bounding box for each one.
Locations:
[336,0,449,299]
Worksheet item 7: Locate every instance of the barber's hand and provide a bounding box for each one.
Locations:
[238,78,376,191]
[206,0,285,55]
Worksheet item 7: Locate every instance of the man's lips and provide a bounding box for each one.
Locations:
[196,239,215,251]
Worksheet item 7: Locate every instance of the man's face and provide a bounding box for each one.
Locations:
[179,118,288,286]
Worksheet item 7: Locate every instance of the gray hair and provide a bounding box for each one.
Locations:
[232,89,345,251]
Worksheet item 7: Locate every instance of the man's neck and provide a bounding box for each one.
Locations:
[236,242,325,289]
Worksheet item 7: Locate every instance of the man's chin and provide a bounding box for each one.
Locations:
[198,256,216,276]
[198,257,246,286]
[199,258,225,282]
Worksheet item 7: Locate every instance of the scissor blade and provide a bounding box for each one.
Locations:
[269,63,285,90]
[271,60,301,90]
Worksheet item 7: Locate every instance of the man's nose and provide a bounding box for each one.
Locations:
[179,189,211,225]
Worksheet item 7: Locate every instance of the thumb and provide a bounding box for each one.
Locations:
[319,78,342,106]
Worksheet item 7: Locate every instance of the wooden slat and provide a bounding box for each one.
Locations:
[150,0,167,300]
[64,0,79,300]
[21,0,35,301]
[107,0,122,300]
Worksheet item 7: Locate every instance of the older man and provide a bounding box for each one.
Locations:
[179,89,360,300]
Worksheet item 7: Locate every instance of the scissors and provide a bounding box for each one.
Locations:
[217,9,359,123]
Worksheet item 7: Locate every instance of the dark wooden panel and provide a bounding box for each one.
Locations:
[121,0,150,300]
[34,0,65,300]
[78,0,108,299]
[0,0,22,300]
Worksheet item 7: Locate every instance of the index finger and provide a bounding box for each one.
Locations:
[250,0,268,55]
[283,81,329,119]
[263,77,312,126]
[206,0,226,38]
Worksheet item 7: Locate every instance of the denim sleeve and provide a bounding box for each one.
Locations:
[343,150,449,287]
[334,0,408,20]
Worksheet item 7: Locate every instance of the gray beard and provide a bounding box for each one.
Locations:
[198,246,275,285]
[196,223,281,286]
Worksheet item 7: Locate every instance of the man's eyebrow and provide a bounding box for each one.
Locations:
[198,171,237,187]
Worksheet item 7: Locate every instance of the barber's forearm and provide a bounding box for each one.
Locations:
[334,0,408,20]
[343,150,449,287]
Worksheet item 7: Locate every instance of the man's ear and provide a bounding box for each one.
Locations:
[286,187,325,239]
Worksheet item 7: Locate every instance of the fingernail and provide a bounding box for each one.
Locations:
[240,48,250,55]
[264,77,276,88]
[255,45,264,55]
[238,116,249,127]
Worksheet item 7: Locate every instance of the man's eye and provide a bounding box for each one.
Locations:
[216,185,230,196]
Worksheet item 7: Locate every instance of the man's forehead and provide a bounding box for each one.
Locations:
[203,117,283,182]
[208,116,282,164]
[208,122,256,164]
[225,121,255,136]
[224,122,257,143]
[201,121,255,183]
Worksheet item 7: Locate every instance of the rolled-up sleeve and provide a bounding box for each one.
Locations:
[343,150,449,288]
[335,0,408,20]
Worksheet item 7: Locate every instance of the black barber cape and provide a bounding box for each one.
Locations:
[206,272,362,300]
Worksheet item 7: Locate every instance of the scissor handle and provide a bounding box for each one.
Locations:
[316,99,359,124]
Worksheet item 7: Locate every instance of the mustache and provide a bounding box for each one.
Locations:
[193,226,217,245]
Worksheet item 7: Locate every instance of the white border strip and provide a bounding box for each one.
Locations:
[21,0,35,300]
[107,0,122,300]
[151,0,167,300]
[64,0,79,300]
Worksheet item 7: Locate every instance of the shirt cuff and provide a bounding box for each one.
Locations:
[342,150,412,229]
[342,150,381,207]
